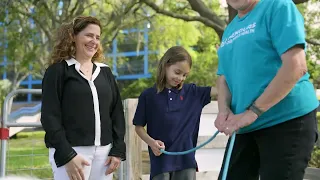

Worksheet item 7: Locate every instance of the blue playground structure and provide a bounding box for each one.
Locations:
[0,24,155,103]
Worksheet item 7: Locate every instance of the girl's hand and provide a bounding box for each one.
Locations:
[65,155,90,180]
[149,140,165,156]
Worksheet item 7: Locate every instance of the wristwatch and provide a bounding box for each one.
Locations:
[247,103,264,117]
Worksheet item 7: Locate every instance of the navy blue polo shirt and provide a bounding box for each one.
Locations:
[133,83,211,179]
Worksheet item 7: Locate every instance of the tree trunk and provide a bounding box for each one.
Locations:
[292,0,309,3]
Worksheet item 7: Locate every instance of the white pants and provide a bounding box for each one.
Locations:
[49,144,113,180]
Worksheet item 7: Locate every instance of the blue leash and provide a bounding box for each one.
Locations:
[160,131,236,180]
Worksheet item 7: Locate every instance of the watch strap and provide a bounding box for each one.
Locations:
[248,103,264,117]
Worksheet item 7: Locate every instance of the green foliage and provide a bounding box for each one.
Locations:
[317,112,320,130]
[120,15,220,99]
[0,79,11,115]
[300,2,320,87]
[1,0,144,92]
[310,147,320,168]
[309,112,320,168]
[121,0,320,98]
[1,0,319,99]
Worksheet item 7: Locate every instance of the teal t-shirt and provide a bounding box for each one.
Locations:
[217,0,319,134]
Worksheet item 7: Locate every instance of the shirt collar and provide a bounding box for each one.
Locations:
[65,58,78,66]
[65,58,108,67]
[65,58,109,82]
[167,84,184,94]
[152,84,184,94]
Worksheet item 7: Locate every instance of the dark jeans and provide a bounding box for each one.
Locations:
[218,109,318,180]
[152,168,196,180]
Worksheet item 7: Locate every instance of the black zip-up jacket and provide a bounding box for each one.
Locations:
[40,58,126,167]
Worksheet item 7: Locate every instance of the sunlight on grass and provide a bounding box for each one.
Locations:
[2,131,127,179]
[4,131,53,179]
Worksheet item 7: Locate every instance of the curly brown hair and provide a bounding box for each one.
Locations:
[50,16,104,64]
[156,46,192,93]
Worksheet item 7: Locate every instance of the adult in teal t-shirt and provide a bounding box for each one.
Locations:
[215,0,319,179]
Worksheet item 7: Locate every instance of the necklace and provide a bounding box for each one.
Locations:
[81,64,92,74]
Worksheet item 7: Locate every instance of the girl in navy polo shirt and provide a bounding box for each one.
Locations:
[133,46,215,180]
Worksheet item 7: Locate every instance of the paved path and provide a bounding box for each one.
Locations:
[196,149,225,172]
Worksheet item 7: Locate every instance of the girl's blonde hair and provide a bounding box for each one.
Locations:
[50,16,104,64]
[156,46,192,93]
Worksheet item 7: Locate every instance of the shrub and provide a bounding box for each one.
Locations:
[309,112,320,168]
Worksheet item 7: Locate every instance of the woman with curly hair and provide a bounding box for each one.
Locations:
[40,16,126,180]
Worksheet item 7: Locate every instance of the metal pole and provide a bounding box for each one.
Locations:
[0,89,42,177]
[123,99,130,180]
[6,122,42,127]
[118,161,124,180]
[0,141,6,177]
[0,90,12,177]
[117,100,126,180]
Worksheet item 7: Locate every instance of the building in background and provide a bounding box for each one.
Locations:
[0,22,157,102]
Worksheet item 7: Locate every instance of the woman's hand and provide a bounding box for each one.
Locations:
[65,155,90,180]
[222,110,258,136]
[215,108,234,132]
[105,156,121,175]
[149,140,165,156]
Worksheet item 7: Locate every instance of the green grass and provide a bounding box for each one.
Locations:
[3,131,147,179]
[4,131,52,179]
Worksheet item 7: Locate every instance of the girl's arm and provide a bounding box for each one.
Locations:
[210,87,216,98]
[135,126,164,156]
[135,126,154,145]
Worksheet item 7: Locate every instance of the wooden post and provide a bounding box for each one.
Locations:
[124,99,142,180]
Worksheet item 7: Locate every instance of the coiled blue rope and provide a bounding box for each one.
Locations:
[160,131,236,180]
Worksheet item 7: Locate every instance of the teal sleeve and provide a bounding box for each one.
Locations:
[269,0,306,55]
[217,62,224,75]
